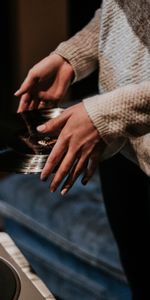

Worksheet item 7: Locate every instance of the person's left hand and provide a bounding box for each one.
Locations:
[37,102,104,195]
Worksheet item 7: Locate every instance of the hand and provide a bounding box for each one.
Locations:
[37,102,104,195]
[15,53,74,112]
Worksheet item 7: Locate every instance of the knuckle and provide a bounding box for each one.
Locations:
[56,87,64,98]
[47,94,57,101]
[53,91,63,101]
[28,69,34,78]
[28,68,38,81]
[20,96,24,104]
[60,167,68,178]
[44,122,50,131]
[69,143,79,153]
[60,132,70,144]
[54,95,61,102]
[55,89,62,98]
[47,154,57,166]
[51,178,60,188]
[44,119,55,131]
[65,160,72,170]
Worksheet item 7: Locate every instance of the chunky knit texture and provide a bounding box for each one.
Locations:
[54,0,150,175]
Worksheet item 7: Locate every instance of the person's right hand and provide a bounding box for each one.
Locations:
[15,53,75,112]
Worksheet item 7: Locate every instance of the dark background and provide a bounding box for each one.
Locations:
[0,2,13,113]
[69,0,100,100]
[0,0,100,113]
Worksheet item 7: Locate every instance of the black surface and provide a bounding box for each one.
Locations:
[0,258,20,300]
[0,2,16,113]
[100,154,150,299]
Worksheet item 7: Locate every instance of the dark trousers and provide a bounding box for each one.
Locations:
[100,154,150,300]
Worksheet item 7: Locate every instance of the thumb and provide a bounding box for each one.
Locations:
[37,111,70,133]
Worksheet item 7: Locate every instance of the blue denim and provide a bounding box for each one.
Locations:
[0,170,131,299]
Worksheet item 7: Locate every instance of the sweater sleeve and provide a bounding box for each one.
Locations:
[54,9,101,82]
[83,81,150,144]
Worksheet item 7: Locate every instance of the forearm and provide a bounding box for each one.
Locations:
[54,9,101,82]
[83,81,150,144]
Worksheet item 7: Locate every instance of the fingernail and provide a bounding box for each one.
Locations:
[37,124,46,132]
[41,176,48,182]
[41,174,48,181]
[14,90,20,96]
[50,186,56,193]
[81,178,88,185]
[61,188,68,196]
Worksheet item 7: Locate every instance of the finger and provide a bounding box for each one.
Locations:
[38,90,56,101]
[38,87,63,102]
[38,99,58,109]
[40,137,68,180]
[60,155,88,196]
[29,99,40,110]
[15,73,38,96]
[81,156,99,186]
[50,149,78,192]
[37,71,71,102]
[37,111,70,134]
[17,93,32,112]
[38,100,46,109]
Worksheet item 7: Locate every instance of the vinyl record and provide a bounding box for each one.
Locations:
[0,149,48,174]
[0,108,64,173]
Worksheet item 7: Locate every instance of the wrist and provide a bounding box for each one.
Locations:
[63,58,75,83]
[51,51,75,82]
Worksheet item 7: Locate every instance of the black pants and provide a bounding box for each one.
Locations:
[100,154,150,300]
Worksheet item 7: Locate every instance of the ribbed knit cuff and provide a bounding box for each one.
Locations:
[54,41,98,83]
[83,95,115,144]
[83,95,127,161]
[83,95,126,158]
[83,82,150,144]
[54,9,100,82]
[54,43,79,83]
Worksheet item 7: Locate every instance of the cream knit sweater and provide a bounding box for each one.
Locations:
[54,0,150,176]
